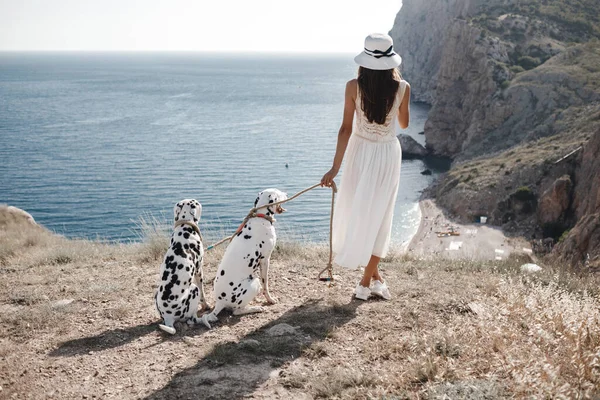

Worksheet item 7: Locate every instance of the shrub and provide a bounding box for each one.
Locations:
[518,56,541,70]
[509,65,526,74]
[500,80,510,89]
[559,229,571,242]
[514,186,535,201]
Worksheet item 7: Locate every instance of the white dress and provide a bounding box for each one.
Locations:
[332,80,407,270]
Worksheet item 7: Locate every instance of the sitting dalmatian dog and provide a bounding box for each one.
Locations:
[155,199,207,334]
[201,188,287,328]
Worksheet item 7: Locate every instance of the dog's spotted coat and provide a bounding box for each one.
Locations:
[155,199,207,334]
[201,188,287,328]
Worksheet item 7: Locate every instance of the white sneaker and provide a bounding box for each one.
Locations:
[371,280,391,300]
[354,284,371,300]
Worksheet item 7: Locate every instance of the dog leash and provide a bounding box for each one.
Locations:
[203,182,338,284]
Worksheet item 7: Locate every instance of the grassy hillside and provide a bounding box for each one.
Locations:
[431,38,600,243]
[1,209,600,398]
[478,0,600,40]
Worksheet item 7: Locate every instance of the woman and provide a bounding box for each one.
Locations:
[321,33,410,301]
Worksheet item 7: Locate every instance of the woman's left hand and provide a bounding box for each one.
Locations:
[321,167,338,187]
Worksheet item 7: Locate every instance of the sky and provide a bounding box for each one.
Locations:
[0,0,402,52]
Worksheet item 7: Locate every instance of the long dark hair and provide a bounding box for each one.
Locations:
[357,67,401,125]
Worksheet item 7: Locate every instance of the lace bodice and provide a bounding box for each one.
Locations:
[354,80,407,142]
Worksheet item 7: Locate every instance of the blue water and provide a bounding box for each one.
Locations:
[0,52,440,245]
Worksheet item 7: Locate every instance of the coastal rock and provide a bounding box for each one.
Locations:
[537,175,572,227]
[0,205,37,226]
[391,0,600,159]
[390,0,478,104]
[391,0,600,265]
[555,128,600,267]
[398,134,427,159]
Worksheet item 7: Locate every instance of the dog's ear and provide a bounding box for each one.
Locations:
[174,201,183,221]
[275,191,288,213]
[254,192,263,208]
[190,201,202,222]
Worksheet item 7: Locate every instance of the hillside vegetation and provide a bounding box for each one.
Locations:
[478,0,600,40]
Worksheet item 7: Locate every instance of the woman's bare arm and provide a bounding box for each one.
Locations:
[397,82,411,129]
[321,80,356,187]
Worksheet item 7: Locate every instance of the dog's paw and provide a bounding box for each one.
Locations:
[158,324,176,335]
[200,314,213,329]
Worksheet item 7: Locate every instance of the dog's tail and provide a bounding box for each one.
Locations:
[158,324,176,335]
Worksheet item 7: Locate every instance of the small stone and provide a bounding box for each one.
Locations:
[238,339,260,349]
[52,299,74,308]
[467,302,486,316]
[521,263,542,273]
[267,323,298,336]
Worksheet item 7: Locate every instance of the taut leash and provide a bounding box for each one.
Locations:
[203,182,338,283]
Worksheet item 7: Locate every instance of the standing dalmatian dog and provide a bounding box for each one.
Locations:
[201,188,287,328]
[155,199,207,334]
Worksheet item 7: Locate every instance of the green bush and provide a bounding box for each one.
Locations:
[559,229,571,242]
[510,65,526,74]
[518,56,541,70]
[514,186,536,201]
[500,80,510,89]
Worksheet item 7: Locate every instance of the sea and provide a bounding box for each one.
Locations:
[0,52,446,246]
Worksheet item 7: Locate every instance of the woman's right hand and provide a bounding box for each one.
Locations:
[321,167,339,187]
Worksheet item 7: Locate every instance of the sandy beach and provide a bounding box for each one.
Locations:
[406,199,532,261]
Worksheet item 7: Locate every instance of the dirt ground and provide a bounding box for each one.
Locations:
[1,207,600,399]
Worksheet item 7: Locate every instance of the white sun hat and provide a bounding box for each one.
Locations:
[354,33,402,70]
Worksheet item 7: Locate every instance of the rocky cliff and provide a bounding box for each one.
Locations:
[391,0,599,158]
[390,0,600,267]
[555,128,600,268]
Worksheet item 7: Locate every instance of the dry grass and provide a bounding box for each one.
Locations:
[133,213,171,263]
[447,123,592,193]
[1,210,600,399]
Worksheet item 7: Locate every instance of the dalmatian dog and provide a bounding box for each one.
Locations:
[155,199,207,334]
[201,188,287,328]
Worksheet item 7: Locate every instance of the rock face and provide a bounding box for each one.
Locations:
[390,0,600,159]
[390,0,600,266]
[398,134,427,159]
[555,129,600,267]
[390,0,498,156]
[537,175,572,228]
[389,0,478,104]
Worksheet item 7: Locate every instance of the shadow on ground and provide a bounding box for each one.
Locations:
[145,298,361,399]
[49,321,159,357]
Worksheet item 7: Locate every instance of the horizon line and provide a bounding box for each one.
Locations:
[0,49,358,55]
